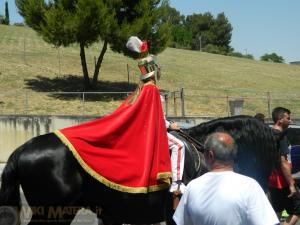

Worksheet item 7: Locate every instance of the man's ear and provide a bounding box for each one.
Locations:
[208,150,215,160]
[205,150,215,162]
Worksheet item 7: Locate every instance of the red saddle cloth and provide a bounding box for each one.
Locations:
[54,84,171,193]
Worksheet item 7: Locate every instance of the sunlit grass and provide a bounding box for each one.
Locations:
[1,24,300,118]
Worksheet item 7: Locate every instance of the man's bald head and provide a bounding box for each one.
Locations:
[204,132,237,165]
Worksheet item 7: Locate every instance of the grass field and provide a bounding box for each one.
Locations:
[1,24,300,118]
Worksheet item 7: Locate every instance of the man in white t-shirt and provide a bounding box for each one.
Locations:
[173,132,279,225]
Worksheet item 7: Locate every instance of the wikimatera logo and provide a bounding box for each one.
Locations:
[0,206,18,225]
[0,206,102,224]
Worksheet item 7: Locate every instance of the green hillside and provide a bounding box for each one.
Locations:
[1,24,300,118]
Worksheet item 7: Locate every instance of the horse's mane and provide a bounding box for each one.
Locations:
[186,115,265,142]
[185,115,279,189]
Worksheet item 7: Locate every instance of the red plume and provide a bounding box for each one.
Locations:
[140,41,148,53]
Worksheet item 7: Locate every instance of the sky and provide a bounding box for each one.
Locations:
[1,0,299,63]
[169,0,300,63]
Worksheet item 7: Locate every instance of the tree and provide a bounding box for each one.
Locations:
[227,51,254,60]
[184,12,232,54]
[185,12,214,50]
[16,0,171,89]
[3,1,9,25]
[244,54,254,60]
[209,13,232,53]
[170,25,192,49]
[164,6,192,49]
[260,53,284,63]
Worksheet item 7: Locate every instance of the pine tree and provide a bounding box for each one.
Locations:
[16,0,171,89]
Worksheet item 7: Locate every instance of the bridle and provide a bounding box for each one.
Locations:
[177,130,205,173]
[177,130,205,153]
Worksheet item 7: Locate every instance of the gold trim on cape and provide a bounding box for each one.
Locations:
[54,130,171,194]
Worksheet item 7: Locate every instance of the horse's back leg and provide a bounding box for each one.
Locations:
[19,134,83,224]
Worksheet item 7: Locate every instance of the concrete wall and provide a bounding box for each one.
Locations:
[0,115,212,162]
[0,115,98,162]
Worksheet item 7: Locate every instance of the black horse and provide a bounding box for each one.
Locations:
[0,115,279,225]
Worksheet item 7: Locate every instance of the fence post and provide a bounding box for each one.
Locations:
[23,38,26,64]
[180,87,185,117]
[58,47,61,76]
[226,91,230,116]
[173,92,177,116]
[15,93,17,115]
[165,93,169,117]
[127,64,130,84]
[82,92,85,116]
[24,90,28,115]
[267,92,271,118]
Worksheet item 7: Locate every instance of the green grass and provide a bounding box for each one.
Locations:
[1,24,300,117]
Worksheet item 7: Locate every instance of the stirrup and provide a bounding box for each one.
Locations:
[172,180,183,195]
[176,180,183,190]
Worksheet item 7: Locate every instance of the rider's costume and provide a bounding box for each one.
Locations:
[55,37,172,194]
[55,83,171,193]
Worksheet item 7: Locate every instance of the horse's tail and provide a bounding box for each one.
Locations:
[0,146,22,210]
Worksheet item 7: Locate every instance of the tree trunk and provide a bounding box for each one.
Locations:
[80,42,90,89]
[92,40,108,86]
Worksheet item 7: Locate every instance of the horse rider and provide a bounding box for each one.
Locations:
[126,36,186,194]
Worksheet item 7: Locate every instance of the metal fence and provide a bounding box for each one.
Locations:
[2,31,300,118]
[1,89,300,118]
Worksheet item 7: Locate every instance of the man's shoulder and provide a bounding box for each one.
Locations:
[232,172,259,183]
[187,173,211,187]
[189,171,256,184]
[272,128,286,140]
[272,127,282,134]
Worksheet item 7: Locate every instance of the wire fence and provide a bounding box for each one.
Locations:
[1,89,300,118]
[1,32,300,118]
[166,89,300,118]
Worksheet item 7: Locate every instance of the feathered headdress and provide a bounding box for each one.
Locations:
[126,36,160,81]
[126,36,149,57]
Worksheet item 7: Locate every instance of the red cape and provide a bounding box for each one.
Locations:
[55,84,171,193]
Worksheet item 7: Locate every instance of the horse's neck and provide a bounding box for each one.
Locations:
[185,126,206,142]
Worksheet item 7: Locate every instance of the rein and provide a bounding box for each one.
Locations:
[177,129,205,177]
[178,130,205,153]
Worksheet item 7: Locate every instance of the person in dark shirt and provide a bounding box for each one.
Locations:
[268,107,300,225]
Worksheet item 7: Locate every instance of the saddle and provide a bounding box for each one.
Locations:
[169,130,206,185]
[168,130,206,209]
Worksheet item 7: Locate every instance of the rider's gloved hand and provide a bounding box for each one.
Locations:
[169,122,181,131]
